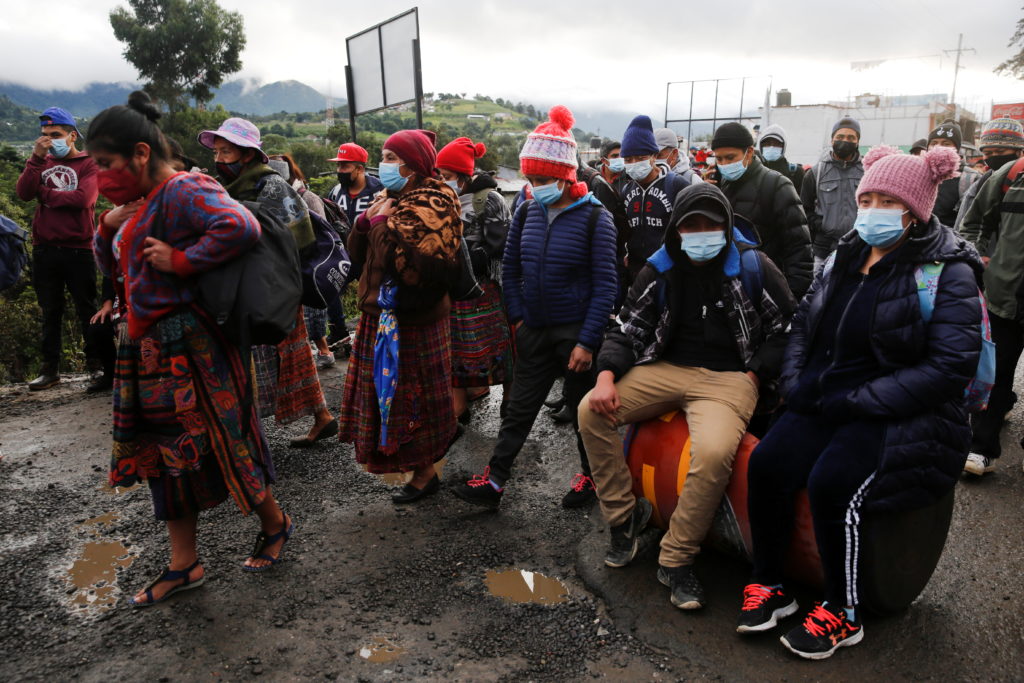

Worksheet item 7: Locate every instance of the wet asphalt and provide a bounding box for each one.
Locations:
[0,360,1022,682]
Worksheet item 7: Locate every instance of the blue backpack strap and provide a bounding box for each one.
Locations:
[915,262,945,323]
[738,247,764,306]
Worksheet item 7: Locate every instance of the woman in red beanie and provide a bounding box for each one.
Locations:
[436,137,514,422]
[339,129,463,503]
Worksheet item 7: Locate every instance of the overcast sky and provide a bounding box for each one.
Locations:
[3,0,1024,123]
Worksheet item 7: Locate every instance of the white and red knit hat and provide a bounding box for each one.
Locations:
[519,106,589,198]
[856,145,960,222]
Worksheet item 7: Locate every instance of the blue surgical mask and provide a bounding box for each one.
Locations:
[49,138,70,159]
[719,159,748,181]
[607,157,625,173]
[378,162,408,192]
[625,159,652,181]
[761,146,783,162]
[444,179,462,194]
[854,208,908,247]
[680,231,727,262]
[531,180,563,206]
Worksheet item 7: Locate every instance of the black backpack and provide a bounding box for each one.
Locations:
[0,214,29,294]
[301,209,352,309]
[157,198,303,346]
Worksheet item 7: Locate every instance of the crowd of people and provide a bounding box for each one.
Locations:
[10,89,1024,662]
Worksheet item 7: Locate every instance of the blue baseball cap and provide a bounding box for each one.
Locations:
[39,107,78,132]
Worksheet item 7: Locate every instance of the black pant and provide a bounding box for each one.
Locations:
[32,244,98,369]
[748,410,885,607]
[970,310,1023,459]
[487,324,595,487]
[86,318,116,376]
[326,293,348,337]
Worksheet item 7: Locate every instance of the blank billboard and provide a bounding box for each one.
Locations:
[347,8,419,116]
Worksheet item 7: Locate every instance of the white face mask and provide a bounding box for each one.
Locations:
[625,159,652,181]
[445,179,461,193]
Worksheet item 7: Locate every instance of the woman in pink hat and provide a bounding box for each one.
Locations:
[736,146,983,660]
[198,118,339,450]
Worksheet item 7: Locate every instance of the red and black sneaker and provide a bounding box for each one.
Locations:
[780,602,864,660]
[452,466,503,510]
[736,583,799,633]
[561,473,597,508]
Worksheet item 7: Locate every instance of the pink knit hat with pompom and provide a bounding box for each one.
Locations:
[856,145,960,222]
[520,105,589,199]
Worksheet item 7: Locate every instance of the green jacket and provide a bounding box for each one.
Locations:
[960,161,1024,320]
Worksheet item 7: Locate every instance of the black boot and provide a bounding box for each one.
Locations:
[28,363,60,391]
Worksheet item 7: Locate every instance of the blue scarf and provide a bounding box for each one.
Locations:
[373,281,400,449]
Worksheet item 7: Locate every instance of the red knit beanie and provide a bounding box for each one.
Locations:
[383,129,438,178]
[520,106,588,199]
[856,145,960,222]
[437,137,486,176]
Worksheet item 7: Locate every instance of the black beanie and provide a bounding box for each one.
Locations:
[832,117,861,138]
[928,119,962,151]
[711,122,754,150]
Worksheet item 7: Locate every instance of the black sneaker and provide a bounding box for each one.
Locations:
[86,371,114,394]
[451,467,503,510]
[657,564,706,610]
[544,396,565,411]
[736,583,799,633]
[549,404,574,424]
[780,602,864,660]
[561,473,596,508]
[604,498,653,568]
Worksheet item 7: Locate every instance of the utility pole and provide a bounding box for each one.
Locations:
[944,33,976,114]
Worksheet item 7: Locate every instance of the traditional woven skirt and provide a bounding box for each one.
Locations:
[339,312,457,473]
[109,306,275,521]
[303,305,328,340]
[253,308,327,423]
[450,281,513,388]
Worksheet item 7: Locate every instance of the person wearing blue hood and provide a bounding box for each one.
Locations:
[578,183,796,610]
[620,115,698,282]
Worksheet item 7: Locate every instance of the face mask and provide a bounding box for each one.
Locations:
[336,171,355,188]
[607,157,625,173]
[49,137,71,159]
[378,162,408,192]
[762,146,783,162]
[833,140,858,158]
[680,231,727,262]
[445,179,462,194]
[854,208,908,248]
[97,166,144,205]
[718,159,748,182]
[531,180,563,206]
[625,159,652,181]
[985,153,1017,172]
[216,160,244,182]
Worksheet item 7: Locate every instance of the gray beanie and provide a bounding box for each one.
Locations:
[832,117,861,138]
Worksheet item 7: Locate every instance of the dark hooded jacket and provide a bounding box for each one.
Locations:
[759,124,806,190]
[781,218,983,512]
[597,183,796,395]
[457,172,510,280]
[720,156,813,299]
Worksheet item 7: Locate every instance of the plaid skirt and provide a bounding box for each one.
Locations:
[303,305,328,340]
[253,308,327,423]
[109,306,275,521]
[450,281,513,388]
[339,312,456,473]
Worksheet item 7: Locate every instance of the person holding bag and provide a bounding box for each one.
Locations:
[90,92,294,606]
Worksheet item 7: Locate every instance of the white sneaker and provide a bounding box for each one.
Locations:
[315,351,335,369]
[963,452,995,476]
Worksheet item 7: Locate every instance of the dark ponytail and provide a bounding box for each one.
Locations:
[87,90,171,171]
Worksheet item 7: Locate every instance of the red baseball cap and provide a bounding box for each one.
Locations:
[328,143,369,163]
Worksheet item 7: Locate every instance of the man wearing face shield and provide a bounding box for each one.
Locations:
[620,115,697,283]
[712,122,812,299]
[801,117,865,270]
[15,107,100,391]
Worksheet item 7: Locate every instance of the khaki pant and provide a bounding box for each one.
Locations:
[578,362,757,567]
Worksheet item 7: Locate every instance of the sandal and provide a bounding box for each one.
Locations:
[243,513,295,572]
[288,418,339,448]
[129,559,204,608]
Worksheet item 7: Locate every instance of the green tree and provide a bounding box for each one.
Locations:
[110,0,246,110]
[997,16,1024,78]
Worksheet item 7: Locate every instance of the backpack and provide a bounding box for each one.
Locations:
[160,198,303,346]
[915,262,995,412]
[999,156,1024,195]
[301,209,352,309]
[0,214,29,293]
[318,194,352,243]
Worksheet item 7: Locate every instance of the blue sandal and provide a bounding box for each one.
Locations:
[129,559,205,608]
[243,514,294,572]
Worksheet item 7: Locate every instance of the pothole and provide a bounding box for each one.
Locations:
[484,568,569,605]
[66,510,136,612]
[359,635,406,663]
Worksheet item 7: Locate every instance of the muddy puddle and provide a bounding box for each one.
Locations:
[484,569,569,605]
[367,457,447,486]
[359,635,406,663]
[66,511,135,612]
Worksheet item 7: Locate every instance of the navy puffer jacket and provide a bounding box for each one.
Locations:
[782,218,983,513]
[503,195,618,350]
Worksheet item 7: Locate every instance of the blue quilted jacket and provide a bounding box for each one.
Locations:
[503,195,618,350]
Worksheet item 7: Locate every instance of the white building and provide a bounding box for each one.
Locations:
[764,93,973,166]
